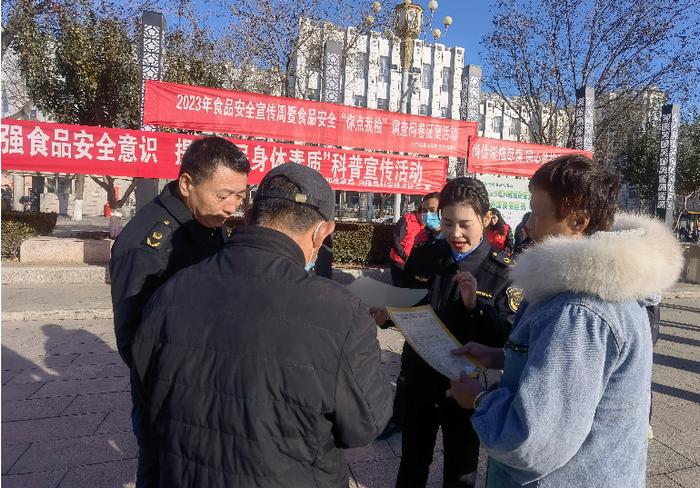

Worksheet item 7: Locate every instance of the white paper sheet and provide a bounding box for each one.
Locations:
[346,277,427,309]
[387,305,479,379]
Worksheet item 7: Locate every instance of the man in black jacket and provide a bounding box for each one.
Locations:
[131,163,392,487]
[110,136,250,485]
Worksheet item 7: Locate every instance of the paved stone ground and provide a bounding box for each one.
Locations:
[2,299,699,487]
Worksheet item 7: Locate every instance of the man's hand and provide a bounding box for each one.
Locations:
[452,342,505,370]
[454,271,477,310]
[450,371,484,409]
[370,307,389,328]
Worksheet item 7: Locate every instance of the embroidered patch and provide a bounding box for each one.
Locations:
[506,287,524,312]
[146,232,163,248]
[504,339,528,354]
[413,275,429,283]
[143,221,172,250]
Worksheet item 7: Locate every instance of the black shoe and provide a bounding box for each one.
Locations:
[377,420,401,440]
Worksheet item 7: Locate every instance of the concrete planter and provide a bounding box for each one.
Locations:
[19,237,113,265]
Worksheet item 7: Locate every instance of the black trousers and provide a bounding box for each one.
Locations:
[130,371,159,487]
[396,349,480,488]
[391,262,405,287]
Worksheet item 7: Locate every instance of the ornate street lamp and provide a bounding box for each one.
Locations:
[353,1,453,222]
[390,0,454,221]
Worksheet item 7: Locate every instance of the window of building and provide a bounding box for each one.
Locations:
[510,119,521,136]
[422,63,432,87]
[377,98,389,110]
[354,95,367,107]
[441,67,450,91]
[492,116,502,132]
[419,104,430,116]
[355,52,368,79]
[308,88,321,101]
[379,56,390,83]
[440,106,449,118]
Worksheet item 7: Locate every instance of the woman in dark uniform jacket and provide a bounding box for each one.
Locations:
[395,178,518,488]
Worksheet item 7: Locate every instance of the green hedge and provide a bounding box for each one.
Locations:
[332,222,393,266]
[1,221,37,260]
[2,211,58,236]
[225,218,393,266]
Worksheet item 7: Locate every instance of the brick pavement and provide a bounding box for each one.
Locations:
[2,300,699,487]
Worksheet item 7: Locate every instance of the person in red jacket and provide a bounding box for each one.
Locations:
[389,192,440,286]
[485,208,515,254]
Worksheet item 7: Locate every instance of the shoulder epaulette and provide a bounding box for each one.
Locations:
[489,250,515,267]
[142,219,173,250]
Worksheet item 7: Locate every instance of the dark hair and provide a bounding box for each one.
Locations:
[529,154,620,234]
[438,177,490,218]
[179,136,250,184]
[250,175,323,234]
[488,207,506,234]
[422,192,440,202]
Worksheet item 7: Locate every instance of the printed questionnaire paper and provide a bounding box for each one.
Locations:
[387,305,478,379]
[346,277,427,309]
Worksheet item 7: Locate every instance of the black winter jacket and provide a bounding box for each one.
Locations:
[130,225,392,488]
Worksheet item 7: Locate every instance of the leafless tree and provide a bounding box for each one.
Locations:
[482,0,700,148]
[210,0,390,97]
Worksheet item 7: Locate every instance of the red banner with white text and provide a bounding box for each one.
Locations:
[143,81,477,158]
[1,119,447,194]
[468,137,593,177]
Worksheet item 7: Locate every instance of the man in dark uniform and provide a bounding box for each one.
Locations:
[109,136,250,485]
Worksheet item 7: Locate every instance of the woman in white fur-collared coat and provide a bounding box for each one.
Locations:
[449,155,683,488]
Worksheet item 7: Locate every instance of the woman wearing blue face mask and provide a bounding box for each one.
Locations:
[394,178,517,488]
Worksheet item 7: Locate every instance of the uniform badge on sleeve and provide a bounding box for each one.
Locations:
[146,231,163,248]
[506,287,524,312]
[143,221,172,250]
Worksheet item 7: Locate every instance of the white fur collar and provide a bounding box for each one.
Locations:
[510,213,684,303]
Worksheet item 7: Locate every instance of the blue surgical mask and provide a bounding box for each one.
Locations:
[423,211,441,230]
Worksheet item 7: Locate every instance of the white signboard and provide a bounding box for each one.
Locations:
[477,173,531,228]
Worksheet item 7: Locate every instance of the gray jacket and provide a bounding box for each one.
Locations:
[471,213,684,487]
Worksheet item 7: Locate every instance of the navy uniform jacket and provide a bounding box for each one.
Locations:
[400,237,518,389]
[110,181,226,367]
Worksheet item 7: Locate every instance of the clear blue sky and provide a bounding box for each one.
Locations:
[159,0,495,66]
[421,0,494,66]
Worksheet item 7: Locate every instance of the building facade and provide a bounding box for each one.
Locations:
[477,92,569,146]
[290,19,467,218]
[292,18,465,119]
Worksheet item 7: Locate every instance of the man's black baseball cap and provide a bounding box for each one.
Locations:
[255,163,335,221]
